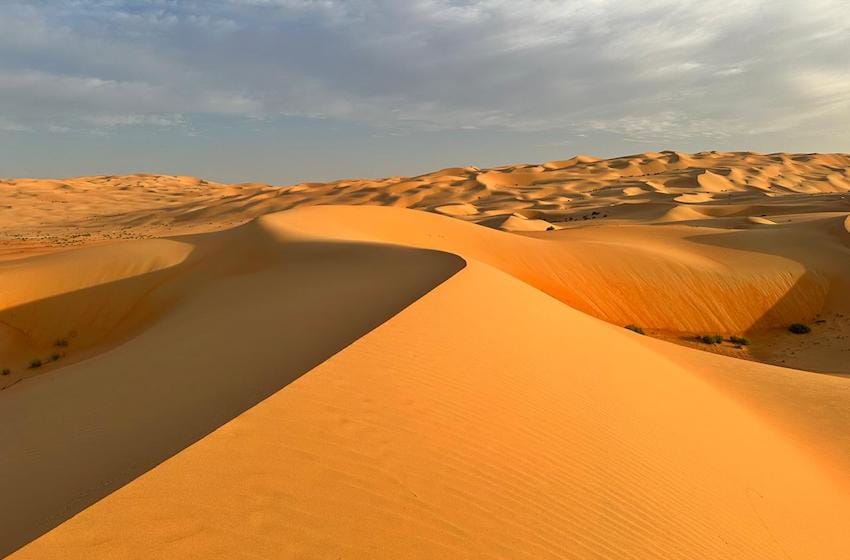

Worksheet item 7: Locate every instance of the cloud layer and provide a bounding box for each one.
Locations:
[1,0,848,147]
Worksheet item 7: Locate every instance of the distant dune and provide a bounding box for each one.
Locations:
[2,152,850,558]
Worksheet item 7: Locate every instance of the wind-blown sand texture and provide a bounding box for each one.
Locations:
[2,151,850,558]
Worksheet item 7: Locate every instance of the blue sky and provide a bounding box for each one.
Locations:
[1,1,848,183]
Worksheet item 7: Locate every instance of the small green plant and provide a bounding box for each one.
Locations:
[625,324,645,335]
[54,338,69,348]
[729,335,750,346]
[698,334,724,345]
[1,368,9,376]
[788,323,811,335]
[29,359,42,369]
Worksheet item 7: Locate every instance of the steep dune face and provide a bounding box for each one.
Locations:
[0,240,193,381]
[0,218,463,556]
[265,206,849,335]
[8,207,850,559]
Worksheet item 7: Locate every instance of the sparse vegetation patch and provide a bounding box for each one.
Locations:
[29,359,42,369]
[625,324,645,335]
[697,335,724,345]
[729,335,750,346]
[788,323,811,334]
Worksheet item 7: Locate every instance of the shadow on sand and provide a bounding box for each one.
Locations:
[0,225,465,557]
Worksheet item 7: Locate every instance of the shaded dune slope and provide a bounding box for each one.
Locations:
[9,209,850,558]
[0,240,194,374]
[267,206,850,334]
[0,218,463,556]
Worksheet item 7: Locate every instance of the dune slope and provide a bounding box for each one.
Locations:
[0,219,463,556]
[266,205,850,342]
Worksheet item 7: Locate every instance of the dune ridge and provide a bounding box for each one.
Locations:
[0,217,464,556]
[265,205,850,336]
[2,152,850,558]
[12,257,850,559]
[3,151,850,251]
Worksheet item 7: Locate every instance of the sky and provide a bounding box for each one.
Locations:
[0,0,848,184]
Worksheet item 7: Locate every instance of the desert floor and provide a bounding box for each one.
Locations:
[2,151,850,558]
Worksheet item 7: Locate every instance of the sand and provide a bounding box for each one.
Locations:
[2,151,850,558]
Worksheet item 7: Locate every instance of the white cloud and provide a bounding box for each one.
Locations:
[0,0,847,147]
[84,114,186,127]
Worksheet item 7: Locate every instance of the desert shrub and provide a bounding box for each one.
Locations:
[698,335,724,345]
[50,353,62,362]
[788,323,811,334]
[625,324,645,335]
[29,359,42,369]
[1,368,9,376]
[54,338,69,348]
[729,335,750,346]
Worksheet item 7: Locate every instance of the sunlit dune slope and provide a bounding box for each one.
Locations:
[267,205,850,335]
[7,205,850,559]
[0,215,464,555]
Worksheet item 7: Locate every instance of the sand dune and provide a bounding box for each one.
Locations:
[0,240,194,371]
[266,205,850,337]
[0,219,463,555]
[3,151,849,251]
[3,152,850,558]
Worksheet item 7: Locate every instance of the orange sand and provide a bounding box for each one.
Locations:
[2,151,850,558]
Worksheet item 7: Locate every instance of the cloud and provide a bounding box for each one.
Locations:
[0,0,847,145]
[84,113,186,128]
[0,117,30,132]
